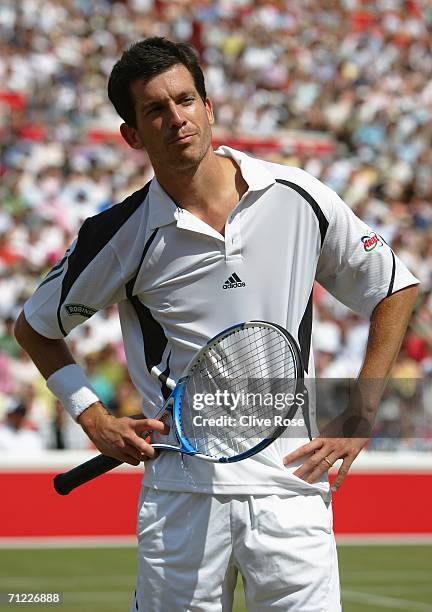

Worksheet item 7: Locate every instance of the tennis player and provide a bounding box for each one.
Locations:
[15,38,419,611]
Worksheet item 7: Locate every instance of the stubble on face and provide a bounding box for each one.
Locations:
[130,65,214,176]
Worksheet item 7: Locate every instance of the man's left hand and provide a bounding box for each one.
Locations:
[283,435,368,492]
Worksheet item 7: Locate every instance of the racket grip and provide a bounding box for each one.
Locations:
[53,454,122,495]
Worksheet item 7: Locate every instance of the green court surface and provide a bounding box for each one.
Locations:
[0,545,431,611]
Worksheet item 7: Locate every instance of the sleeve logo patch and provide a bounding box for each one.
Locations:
[361,232,383,252]
[65,303,97,318]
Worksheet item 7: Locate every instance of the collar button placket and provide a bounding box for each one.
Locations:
[224,215,242,262]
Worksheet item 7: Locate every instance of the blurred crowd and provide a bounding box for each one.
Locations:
[0,0,431,451]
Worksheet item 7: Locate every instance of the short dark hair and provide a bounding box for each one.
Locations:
[108,37,207,127]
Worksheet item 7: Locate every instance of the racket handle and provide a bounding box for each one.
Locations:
[53,454,122,495]
[53,416,165,495]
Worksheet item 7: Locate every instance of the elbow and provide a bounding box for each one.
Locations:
[14,310,30,348]
[15,311,55,349]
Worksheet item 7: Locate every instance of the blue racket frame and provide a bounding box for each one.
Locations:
[151,321,308,463]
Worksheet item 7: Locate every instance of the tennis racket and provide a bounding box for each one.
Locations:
[54,321,309,495]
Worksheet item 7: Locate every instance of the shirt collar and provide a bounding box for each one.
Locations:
[148,145,276,229]
[214,145,276,192]
[148,178,179,230]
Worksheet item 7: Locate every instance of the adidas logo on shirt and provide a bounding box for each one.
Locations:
[222,273,246,289]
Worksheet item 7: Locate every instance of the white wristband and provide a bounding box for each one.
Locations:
[46,364,100,420]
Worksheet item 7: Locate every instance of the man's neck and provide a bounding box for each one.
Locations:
[154,149,248,234]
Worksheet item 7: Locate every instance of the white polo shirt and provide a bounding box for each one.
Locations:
[24,146,418,495]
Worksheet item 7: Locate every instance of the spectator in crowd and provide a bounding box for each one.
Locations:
[0,316,21,358]
[0,399,43,452]
[108,379,143,418]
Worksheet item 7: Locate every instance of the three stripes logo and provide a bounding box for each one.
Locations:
[222,273,246,289]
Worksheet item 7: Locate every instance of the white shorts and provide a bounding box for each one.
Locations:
[132,488,341,612]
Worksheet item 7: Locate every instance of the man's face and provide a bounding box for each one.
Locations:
[123,64,214,172]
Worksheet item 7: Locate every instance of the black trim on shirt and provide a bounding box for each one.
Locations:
[298,289,313,375]
[387,250,396,297]
[56,182,151,336]
[38,269,64,290]
[125,229,171,398]
[275,179,329,246]
[126,292,168,373]
[37,250,71,289]
[158,351,172,400]
[126,295,171,399]
[49,251,70,273]
[129,228,158,296]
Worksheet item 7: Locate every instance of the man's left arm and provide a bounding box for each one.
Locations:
[283,284,419,490]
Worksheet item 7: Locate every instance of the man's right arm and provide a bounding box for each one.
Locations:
[14,311,166,464]
[14,311,76,379]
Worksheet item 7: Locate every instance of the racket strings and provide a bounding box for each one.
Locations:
[186,379,295,456]
[199,329,295,381]
[179,326,299,458]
